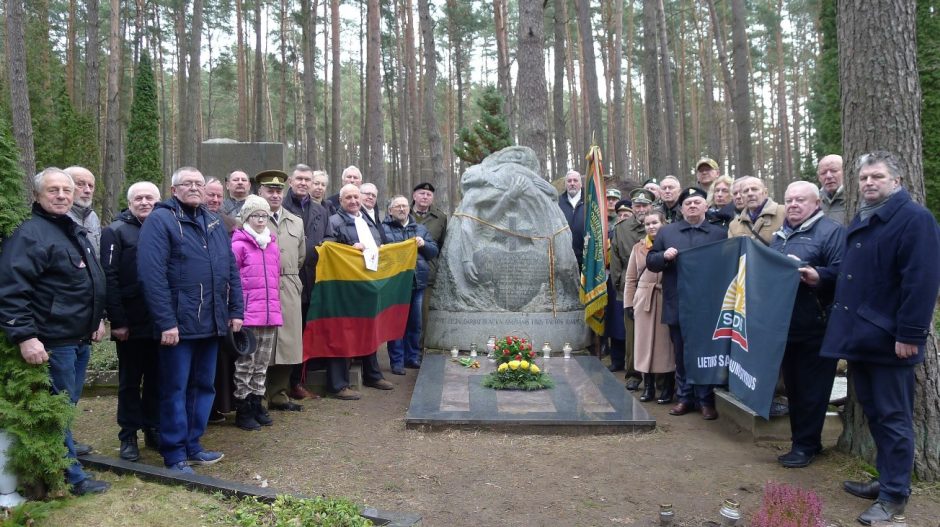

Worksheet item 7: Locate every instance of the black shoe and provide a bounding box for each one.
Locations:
[843,480,881,500]
[405,362,421,369]
[777,449,817,468]
[119,437,140,461]
[639,374,656,402]
[208,409,226,423]
[624,377,641,391]
[235,398,261,431]
[391,366,406,375]
[268,400,304,411]
[250,394,273,427]
[71,478,111,496]
[857,500,905,526]
[657,375,675,404]
[143,428,160,450]
[608,363,625,373]
[74,441,93,456]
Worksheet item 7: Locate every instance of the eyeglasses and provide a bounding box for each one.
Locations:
[390,204,409,210]
[361,192,377,197]
[176,181,205,189]
[248,213,269,220]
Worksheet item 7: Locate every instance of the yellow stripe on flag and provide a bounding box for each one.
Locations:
[315,240,418,282]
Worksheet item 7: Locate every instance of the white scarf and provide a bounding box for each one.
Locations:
[241,225,272,249]
[352,213,378,249]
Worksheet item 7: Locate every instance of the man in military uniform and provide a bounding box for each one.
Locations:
[412,182,448,351]
[609,189,656,388]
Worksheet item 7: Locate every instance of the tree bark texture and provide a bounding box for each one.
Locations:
[575,0,604,156]
[516,0,548,173]
[730,0,753,177]
[366,0,386,195]
[552,0,568,178]
[838,0,937,481]
[175,0,190,167]
[302,0,321,168]
[417,0,447,210]
[656,0,679,177]
[330,0,342,180]
[612,0,625,182]
[184,0,203,166]
[642,0,666,180]
[102,0,123,223]
[84,0,101,131]
[236,0,248,141]
[494,0,514,136]
[252,0,265,141]
[5,0,36,184]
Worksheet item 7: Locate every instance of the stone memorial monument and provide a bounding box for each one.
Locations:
[427,146,591,350]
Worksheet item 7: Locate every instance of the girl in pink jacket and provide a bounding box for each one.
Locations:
[231,195,283,431]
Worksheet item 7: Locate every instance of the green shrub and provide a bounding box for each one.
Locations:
[232,495,374,527]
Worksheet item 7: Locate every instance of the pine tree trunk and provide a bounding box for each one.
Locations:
[102,0,123,223]
[236,0,248,141]
[403,0,420,191]
[612,0,626,182]
[252,0,265,142]
[185,0,203,166]
[175,0,189,167]
[642,0,666,179]
[656,0,679,177]
[417,0,447,210]
[302,0,320,167]
[366,0,386,194]
[5,0,36,184]
[516,0,548,172]
[730,0,753,177]
[494,0,514,136]
[84,0,101,135]
[331,0,342,181]
[838,0,939,481]
[575,0,604,154]
[552,0,568,179]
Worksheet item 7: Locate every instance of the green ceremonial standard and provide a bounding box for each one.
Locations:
[303,240,418,359]
[579,144,608,334]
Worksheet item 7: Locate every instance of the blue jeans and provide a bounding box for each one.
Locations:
[387,288,424,368]
[47,343,91,485]
[158,337,218,466]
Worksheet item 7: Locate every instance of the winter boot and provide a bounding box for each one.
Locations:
[639,373,656,402]
[251,394,273,427]
[657,374,676,404]
[235,397,260,431]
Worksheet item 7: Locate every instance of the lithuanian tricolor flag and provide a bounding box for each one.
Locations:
[303,240,418,359]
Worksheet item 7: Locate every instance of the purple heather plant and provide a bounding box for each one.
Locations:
[750,481,825,527]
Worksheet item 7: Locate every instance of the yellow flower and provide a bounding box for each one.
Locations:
[530,364,540,374]
[508,360,520,370]
[498,363,508,372]
[520,360,530,370]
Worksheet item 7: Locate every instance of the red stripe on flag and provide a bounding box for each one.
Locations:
[302,303,410,360]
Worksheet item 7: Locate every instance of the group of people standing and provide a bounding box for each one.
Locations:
[560,151,939,525]
[0,162,447,495]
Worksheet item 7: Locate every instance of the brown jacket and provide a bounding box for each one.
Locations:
[625,241,674,373]
[727,198,785,245]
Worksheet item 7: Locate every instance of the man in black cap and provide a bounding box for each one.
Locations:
[647,187,727,420]
[412,181,448,350]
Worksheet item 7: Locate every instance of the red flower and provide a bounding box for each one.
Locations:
[503,349,509,355]
[515,354,522,361]
[528,351,535,358]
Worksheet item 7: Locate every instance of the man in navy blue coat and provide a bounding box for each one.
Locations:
[820,151,940,525]
[557,170,585,267]
[138,167,244,474]
[647,187,727,420]
[770,181,845,469]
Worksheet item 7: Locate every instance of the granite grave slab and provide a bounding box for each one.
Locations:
[405,354,655,433]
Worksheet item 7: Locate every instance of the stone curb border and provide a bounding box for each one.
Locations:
[78,454,422,526]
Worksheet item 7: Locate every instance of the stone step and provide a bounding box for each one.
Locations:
[714,387,842,444]
[303,362,362,395]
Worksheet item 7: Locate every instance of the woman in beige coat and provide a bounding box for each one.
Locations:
[624,210,675,403]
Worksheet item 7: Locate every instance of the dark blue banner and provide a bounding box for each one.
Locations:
[678,237,799,418]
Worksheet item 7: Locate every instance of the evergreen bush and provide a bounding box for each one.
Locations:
[454,86,513,165]
[125,51,163,208]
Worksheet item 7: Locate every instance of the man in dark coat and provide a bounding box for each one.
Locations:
[646,187,727,420]
[325,165,363,211]
[557,170,585,267]
[412,181,447,350]
[381,195,439,374]
[819,152,940,525]
[0,167,109,496]
[769,181,845,469]
[138,166,244,473]
[323,184,396,399]
[101,181,163,462]
[282,164,331,400]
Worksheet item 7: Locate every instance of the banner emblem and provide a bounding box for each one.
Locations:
[712,254,749,351]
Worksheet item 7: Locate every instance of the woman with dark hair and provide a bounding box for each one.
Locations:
[624,209,675,403]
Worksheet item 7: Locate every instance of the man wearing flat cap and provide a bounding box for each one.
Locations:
[412,182,448,350]
[647,187,727,420]
[608,189,655,387]
[605,188,622,227]
[695,157,720,189]
[254,170,308,411]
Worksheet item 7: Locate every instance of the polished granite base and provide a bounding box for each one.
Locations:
[405,354,655,432]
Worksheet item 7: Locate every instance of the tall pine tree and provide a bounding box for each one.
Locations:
[454,87,513,165]
[124,51,162,207]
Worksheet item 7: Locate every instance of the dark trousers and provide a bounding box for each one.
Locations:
[325,353,384,392]
[781,337,837,453]
[669,324,714,407]
[851,361,916,504]
[158,337,218,466]
[117,338,160,441]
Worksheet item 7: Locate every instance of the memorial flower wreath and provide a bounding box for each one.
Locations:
[481,336,554,390]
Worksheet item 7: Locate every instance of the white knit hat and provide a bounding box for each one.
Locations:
[238,194,271,222]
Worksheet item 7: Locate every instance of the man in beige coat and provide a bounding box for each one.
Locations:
[255,170,307,411]
[727,176,785,245]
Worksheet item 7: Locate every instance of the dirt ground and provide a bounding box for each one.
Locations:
[72,354,940,527]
